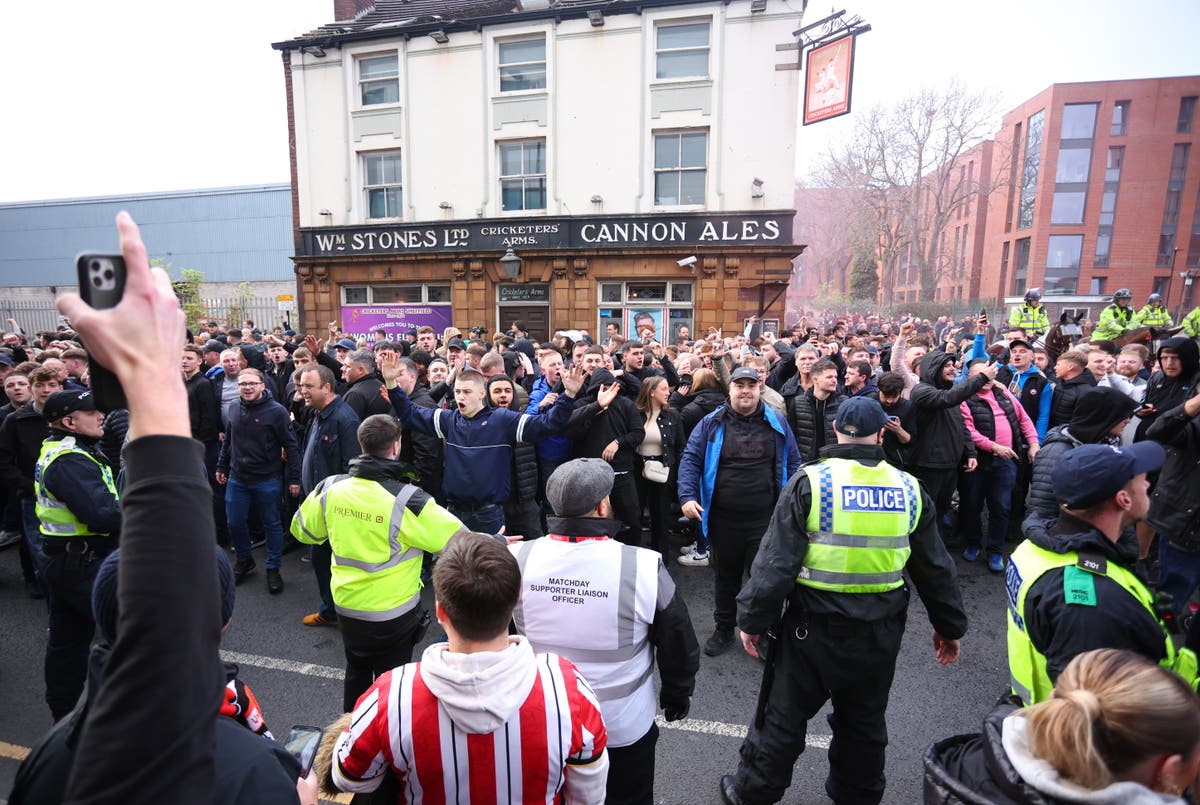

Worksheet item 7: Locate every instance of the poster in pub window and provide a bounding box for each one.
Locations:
[802,35,856,126]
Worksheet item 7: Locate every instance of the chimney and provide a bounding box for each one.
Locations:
[333,0,375,21]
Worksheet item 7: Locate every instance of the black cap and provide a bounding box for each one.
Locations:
[1052,442,1165,509]
[202,339,225,354]
[729,366,760,383]
[834,397,890,436]
[446,337,466,351]
[43,389,98,422]
[1007,338,1033,351]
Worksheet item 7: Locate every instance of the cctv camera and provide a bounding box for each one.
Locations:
[677,256,697,267]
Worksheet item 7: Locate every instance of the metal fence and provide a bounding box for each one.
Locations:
[1,298,65,334]
[0,296,294,335]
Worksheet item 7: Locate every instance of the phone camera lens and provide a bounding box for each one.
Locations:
[103,269,114,281]
[92,276,103,288]
[90,260,101,271]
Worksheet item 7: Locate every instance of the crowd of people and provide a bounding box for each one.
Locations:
[4,214,1200,804]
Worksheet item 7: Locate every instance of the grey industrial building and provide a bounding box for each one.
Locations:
[0,184,296,331]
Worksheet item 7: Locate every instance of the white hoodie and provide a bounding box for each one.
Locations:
[419,636,609,804]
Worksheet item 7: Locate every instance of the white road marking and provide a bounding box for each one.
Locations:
[220,649,345,680]
[221,649,832,750]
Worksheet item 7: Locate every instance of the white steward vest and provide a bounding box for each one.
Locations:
[510,536,662,747]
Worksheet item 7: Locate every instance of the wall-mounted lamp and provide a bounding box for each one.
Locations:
[751,177,765,198]
[301,45,327,57]
[587,9,604,26]
[319,208,333,217]
[438,201,452,209]
[749,0,767,12]
[590,194,603,204]
[499,248,522,280]
[429,29,449,44]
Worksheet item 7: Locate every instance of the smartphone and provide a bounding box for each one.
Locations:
[284,725,324,778]
[980,307,987,317]
[74,253,128,411]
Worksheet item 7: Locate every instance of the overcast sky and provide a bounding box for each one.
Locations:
[2,0,1197,203]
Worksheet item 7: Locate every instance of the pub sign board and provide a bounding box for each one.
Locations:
[299,211,796,257]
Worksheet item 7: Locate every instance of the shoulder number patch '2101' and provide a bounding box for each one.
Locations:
[841,486,906,513]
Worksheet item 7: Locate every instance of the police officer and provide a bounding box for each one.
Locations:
[719,397,967,805]
[1009,287,1050,338]
[511,458,699,805]
[1134,292,1175,329]
[34,389,121,720]
[1091,288,1137,341]
[1006,442,1198,705]
[291,413,471,711]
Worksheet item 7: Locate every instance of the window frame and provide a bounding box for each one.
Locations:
[1111,100,1130,136]
[1179,96,1197,134]
[361,150,404,221]
[357,53,400,108]
[654,19,711,81]
[340,284,451,305]
[496,36,547,94]
[652,129,708,208]
[497,138,548,213]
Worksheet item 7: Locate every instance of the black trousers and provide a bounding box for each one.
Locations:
[610,470,642,547]
[605,721,658,805]
[339,606,424,712]
[42,548,106,720]
[708,508,772,631]
[634,464,670,558]
[735,609,907,805]
[910,466,959,545]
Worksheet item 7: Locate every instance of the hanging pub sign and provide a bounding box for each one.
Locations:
[802,34,856,126]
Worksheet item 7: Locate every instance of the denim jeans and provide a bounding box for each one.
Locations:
[1159,540,1200,652]
[448,503,505,535]
[961,457,1018,555]
[226,476,284,569]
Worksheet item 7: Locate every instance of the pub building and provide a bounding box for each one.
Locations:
[274,0,805,343]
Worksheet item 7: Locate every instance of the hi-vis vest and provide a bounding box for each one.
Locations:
[1009,304,1050,336]
[291,474,465,621]
[797,458,921,593]
[1006,540,1199,706]
[510,536,661,748]
[35,436,118,538]
[1135,304,1172,328]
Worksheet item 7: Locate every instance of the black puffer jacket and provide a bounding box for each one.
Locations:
[908,352,989,470]
[1047,369,1098,429]
[789,389,844,463]
[680,387,727,438]
[564,369,645,472]
[1025,387,1138,522]
[923,704,1062,805]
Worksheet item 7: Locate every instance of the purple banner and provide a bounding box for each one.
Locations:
[341,305,454,339]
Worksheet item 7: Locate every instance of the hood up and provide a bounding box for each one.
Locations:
[919,351,957,389]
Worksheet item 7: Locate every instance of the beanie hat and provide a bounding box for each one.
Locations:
[92,547,236,644]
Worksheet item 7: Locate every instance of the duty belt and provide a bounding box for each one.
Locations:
[41,538,113,560]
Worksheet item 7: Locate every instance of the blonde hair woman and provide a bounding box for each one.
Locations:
[924,648,1200,803]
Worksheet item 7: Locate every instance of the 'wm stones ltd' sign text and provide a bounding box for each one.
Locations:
[299,211,794,257]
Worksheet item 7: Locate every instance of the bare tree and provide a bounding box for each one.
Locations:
[809,81,1003,303]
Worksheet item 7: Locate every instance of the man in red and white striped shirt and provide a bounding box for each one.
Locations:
[332,532,609,804]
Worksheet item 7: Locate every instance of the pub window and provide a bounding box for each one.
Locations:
[597,282,694,342]
[499,139,547,212]
[498,37,546,93]
[358,53,399,106]
[653,130,707,206]
[341,284,450,305]
[600,283,623,303]
[363,150,403,220]
[655,21,710,80]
